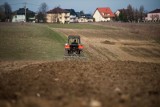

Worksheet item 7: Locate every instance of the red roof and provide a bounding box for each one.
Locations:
[97,7,115,17]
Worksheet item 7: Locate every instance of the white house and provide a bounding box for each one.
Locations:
[93,7,115,22]
[12,15,25,22]
[65,9,78,23]
[76,12,93,23]
[12,8,35,22]
[78,16,88,23]
[115,10,120,17]
[145,9,160,22]
[70,15,78,22]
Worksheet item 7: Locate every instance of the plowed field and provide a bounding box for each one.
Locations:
[0,22,160,107]
[0,61,160,107]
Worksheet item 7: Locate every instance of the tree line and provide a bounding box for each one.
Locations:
[115,4,145,22]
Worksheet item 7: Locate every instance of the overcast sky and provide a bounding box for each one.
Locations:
[0,0,160,14]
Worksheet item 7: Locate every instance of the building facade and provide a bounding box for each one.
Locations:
[93,7,115,22]
[12,8,35,22]
[65,9,78,23]
[46,7,70,23]
[12,15,25,22]
[145,9,160,22]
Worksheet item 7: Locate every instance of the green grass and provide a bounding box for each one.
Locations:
[0,23,67,61]
[47,23,108,29]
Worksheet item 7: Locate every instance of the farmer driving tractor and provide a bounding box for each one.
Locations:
[72,39,77,44]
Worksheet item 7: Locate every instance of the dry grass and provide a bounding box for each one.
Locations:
[90,22,160,42]
[121,47,160,58]
[54,22,160,63]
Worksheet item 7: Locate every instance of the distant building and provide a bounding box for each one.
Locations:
[46,7,70,23]
[12,8,35,22]
[93,7,115,22]
[84,14,93,22]
[12,15,25,22]
[65,9,78,23]
[115,9,128,17]
[76,11,93,22]
[76,12,85,22]
[115,10,120,17]
[145,9,160,22]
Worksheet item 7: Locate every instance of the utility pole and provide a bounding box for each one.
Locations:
[24,2,27,22]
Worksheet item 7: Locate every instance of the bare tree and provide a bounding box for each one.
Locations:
[118,9,128,22]
[0,5,5,21]
[139,5,144,21]
[133,8,139,22]
[124,4,145,22]
[150,14,154,21]
[37,2,48,22]
[154,14,159,22]
[4,2,12,22]
[39,2,48,14]
[127,4,133,22]
[0,2,12,22]
[157,14,160,22]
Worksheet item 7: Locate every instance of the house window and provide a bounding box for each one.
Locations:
[106,14,110,17]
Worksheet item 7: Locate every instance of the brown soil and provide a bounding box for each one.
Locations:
[0,61,160,107]
[0,23,160,107]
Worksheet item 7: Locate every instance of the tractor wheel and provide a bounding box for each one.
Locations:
[64,50,69,56]
[78,50,81,54]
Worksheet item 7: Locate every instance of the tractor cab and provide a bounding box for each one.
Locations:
[65,35,83,55]
[68,35,80,44]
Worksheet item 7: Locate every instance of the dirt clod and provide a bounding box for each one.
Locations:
[89,99,102,107]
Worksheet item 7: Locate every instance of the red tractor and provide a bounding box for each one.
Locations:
[64,35,84,56]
